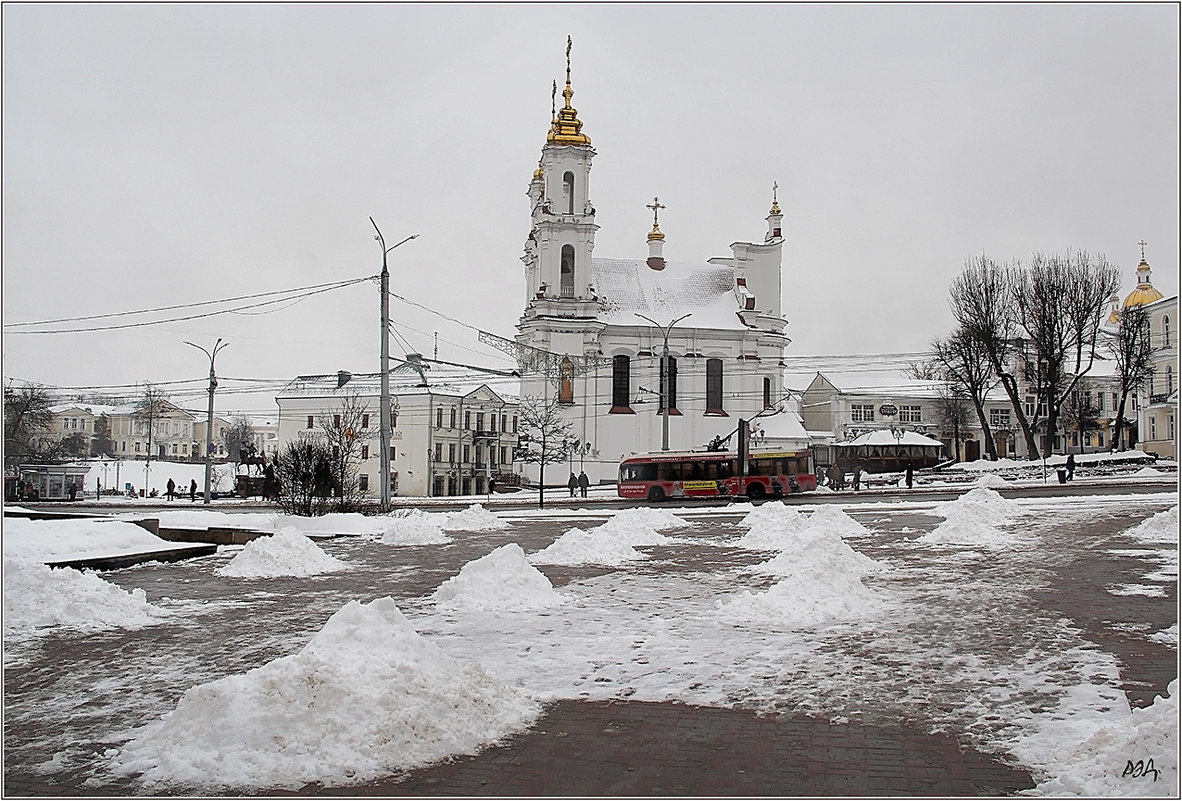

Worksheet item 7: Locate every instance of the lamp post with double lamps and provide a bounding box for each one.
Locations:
[635,312,691,451]
[370,218,419,513]
[185,338,229,505]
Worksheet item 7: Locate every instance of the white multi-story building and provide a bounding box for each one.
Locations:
[514,44,805,484]
[274,356,520,498]
[46,401,229,461]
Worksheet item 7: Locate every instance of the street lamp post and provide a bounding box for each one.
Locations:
[635,313,691,451]
[185,338,229,505]
[370,218,418,514]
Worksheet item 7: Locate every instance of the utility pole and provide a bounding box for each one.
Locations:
[185,338,229,505]
[636,312,691,451]
[370,218,418,513]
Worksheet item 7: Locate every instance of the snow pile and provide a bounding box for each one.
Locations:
[216,530,349,578]
[431,544,565,613]
[1123,506,1179,544]
[735,504,867,551]
[719,508,884,628]
[378,509,451,546]
[739,500,801,529]
[109,597,540,791]
[1148,624,1178,647]
[529,526,646,566]
[919,487,1021,547]
[3,556,166,637]
[277,513,392,538]
[442,504,509,532]
[1132,466,1167,477]
[975,472,1011,488]
[3,517,193,563]
[1032,680,1177,796]
[606,506,690,531]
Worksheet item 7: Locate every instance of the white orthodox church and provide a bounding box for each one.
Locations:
[515,42,808,484]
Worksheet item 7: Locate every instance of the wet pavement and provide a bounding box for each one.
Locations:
[3,489,1177,796]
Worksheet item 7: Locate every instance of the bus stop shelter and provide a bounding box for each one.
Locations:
[833,430,945,474]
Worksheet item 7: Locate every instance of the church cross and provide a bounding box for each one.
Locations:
[647,197,666,227]
[1138,239,1148,261]
[772,181,778,204]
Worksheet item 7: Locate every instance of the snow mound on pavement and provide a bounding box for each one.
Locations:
[379,510,451,545]
[603,506,690,531]
[216,529,349,578]
[528,526,647,566]
[442,504,509,532]
[920,487,1022,548]
[1132,466,1167,477]
[739,500,802,529]
[432,544,564,613]
[3,556,166,637]
[109,597,540,791]
[1124,506,1179,544]
[735,504,868,550]
[806,505,872,538]
[975,473,1011,488]
[1033,679,1177,797]
[754,533,884,578]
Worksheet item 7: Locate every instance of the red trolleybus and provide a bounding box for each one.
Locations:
[617,449,817,502]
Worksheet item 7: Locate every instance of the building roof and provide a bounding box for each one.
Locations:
[276,358,518,403]
[592,258,748,331]
[835,429,945,448]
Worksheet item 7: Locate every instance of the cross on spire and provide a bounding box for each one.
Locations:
[566,35,572,85]
[647,196,665,228]
[1139,239,1148,261]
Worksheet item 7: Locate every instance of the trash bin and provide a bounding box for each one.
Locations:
[1056,469,1067,484]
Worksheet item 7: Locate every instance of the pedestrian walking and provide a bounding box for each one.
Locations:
[852,465,861,491]
[1066,453,1076,481]
[190,478,198,502]
[68,481,77,501]
[905,462,914,489]
[166,478,175,501]
[568,472,578,497]
[578,470,589,498]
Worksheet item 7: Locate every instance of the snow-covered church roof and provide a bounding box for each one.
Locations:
[591,258,748,331]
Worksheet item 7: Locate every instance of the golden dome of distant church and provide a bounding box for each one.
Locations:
[1109,241,1164,324]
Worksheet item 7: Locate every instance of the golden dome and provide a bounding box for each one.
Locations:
[1122,258,1164,308]
[647,225,665,242]
[546,37,591,146]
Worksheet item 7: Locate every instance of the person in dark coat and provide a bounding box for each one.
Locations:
[578,470,590,498]
[166,478,176,501]
[190,478,198,502]
[568,472,578,497]
[68,482,77,501]
[905,462,914,489]
[1065,453,1076,481]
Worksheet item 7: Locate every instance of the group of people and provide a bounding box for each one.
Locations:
[164,478,200,501]
[825,462,915,491]
[567,470,590,497]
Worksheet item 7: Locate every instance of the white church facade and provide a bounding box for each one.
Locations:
[515,43,808,485]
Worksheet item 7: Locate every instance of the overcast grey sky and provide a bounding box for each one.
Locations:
[3,3,1178,415]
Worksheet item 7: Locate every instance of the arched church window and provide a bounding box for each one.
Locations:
[1164,315,1172,348]
[611,355,632,413]
[659,356,678,412]
[763,377,772,408]
[559,356,575,405]
[562,171,575,214]
[705,358,725,415]
[560,245,575,298]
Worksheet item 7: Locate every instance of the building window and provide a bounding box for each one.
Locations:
[1170,413,1175,440]
[476,412,485,431]
[1150,415,1157,441]
[1098,431,1105,448]
[362,414,369,429]
[560,245,575,298]
[436,407,443,428]
[462,444,470,463]
[899,405,922,423]
[500,446,508,464]
[705,358,725,414]
[659,357,678,412]
[448,443,456,462]
[434,443,442,462]
[358,474,369,492]
[390,446,396,462]
[1024,396,1035,418]
[558,356,575,404]
[763,377,772,409]
[449,408,456,428]
[989,408,1011,428]
[333,414,341,428]
[1095,392,1104,413]
[512,415,518,433]
[611,355,633,413]
[361,445,369,460]
[1164,315,1172,348]
[851,404,875,423]
[391,410,397,427]
[490,414,497,434]
[135,442,140,452]
[1113,393,1119,411]
[501,414,507,433]
[562,171,575,214]
[306,416,314,429]
[464,410,471,430]
[171,443,178,454]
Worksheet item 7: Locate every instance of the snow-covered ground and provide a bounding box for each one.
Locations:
[2,488,1177,796]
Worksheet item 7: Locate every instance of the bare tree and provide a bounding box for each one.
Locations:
[3,382,57,469]
[1011,251,1119,458]
[1106,304,1154,450]
[515,393,573,508]
[91,413,115,457]
[932,328,1001,460]
[949,255,1040,458]
[1060,389,1101,454]
[930,382,974,463]
[131,383,171,464]
[275,438,335,516]
[317,390,374,512]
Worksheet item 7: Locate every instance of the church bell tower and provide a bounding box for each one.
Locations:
[522,36,598,307]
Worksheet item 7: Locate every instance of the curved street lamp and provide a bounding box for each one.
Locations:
[635,312,691,451]
[185,338,229,504]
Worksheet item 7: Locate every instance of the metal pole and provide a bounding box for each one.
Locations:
[636,313,691,451]
[370,219,418,514]
[185,338,228,505]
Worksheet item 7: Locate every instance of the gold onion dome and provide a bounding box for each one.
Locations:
[1123,258,1164,308]
[547,37,591,146]
[647,224,665,242]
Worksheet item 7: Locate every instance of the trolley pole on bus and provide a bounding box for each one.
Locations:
[636,312,691,451]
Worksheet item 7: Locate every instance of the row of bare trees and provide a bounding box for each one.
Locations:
[922,250,1154,459]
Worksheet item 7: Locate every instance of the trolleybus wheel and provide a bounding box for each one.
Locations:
[746,482,766,501]
[647,485,666,502]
